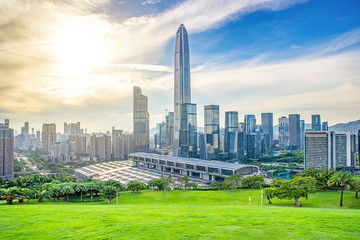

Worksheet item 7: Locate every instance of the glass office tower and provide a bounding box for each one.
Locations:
[225,111,239,157]
[204,105,220,152]
[174,24,191,150]
[312,114,321,131]
[133,86,149,153]
[180,103,197,158]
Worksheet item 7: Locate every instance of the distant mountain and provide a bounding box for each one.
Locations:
[329,119,360,133]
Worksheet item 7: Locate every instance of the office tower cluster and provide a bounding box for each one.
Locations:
[14,122,41,150]
[305,131,358,170]
[0,119,14,179]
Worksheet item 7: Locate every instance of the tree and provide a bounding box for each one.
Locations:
[75,182,88,202]
[353,176,360,198]
[127,180,146,192]
[224,175,243,192]
[185,182,198,189]
[177,176,190,190]
[242,175,266,189]
[101,185,117,204]
[264,187,277,204]
[34,189,49,202]
[105,180,124,191]
[148,178,168,190]
[18,188,34,203]
[295,169,335,189]
[209,182,221,190]
[278,176,316,207]
[59,183,75,202]
[328,172,354,206]
[0,187,20,204]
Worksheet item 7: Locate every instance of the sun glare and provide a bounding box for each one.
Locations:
[51,17,109,76]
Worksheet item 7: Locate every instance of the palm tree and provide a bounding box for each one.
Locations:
[75,182,88,202]
[0,187,20,204]
[59,183,75,202]
[353,176,360,199]
[328,172,354,206]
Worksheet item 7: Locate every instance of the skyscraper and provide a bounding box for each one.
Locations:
[300,120,305,148]
[244,115,256,134]
[322,122,328,131]
[278,116,289,148]
[112,127,125,160]
[133,86,149,153]
[179,103,197,158]
[42,124,56,153]
[261,113,273,149]
[165,112,174,146]
[174,24,191,151]
[225,111,238,157]
[0,120,14,179]
[312,114,321,131]
[289,114,301,150]
[204,105,220,152]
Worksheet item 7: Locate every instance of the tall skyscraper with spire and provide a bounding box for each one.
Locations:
[174,24,196,157]
[174,24,191,148]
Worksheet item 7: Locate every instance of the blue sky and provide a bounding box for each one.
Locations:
[0,0,359,132]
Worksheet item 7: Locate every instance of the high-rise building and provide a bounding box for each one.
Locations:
[204,105,220,153]
[261,113,273,149]
[112,127,125,160]
[133,86,149,153]
[42,123,56,152]
[322,122,328,131]
[300,120,305,148]
[225,111,238,157]
[278,116,289,148]
[235,131,245,162]
[312,114,321,131]
[289,114,301,150]
[199,133,207,160]
[179,103,197,158]
[305,131,355,170]
[165,112,174,146]
[244,115,256,134]
[0,120,14,179]
[155,122,166,149]
[174,24,191,153]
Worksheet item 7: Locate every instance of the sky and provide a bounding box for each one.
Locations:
[1,0,360,133]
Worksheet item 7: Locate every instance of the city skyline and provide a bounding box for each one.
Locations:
[1,0,360,132]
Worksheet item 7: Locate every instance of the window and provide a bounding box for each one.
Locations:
[186,164,194,170]
[152,159,158,164]
[192,172,200,178]
[208,167,219,174]
[167,161,174,166]
[196,165,206,171]
[159,160,165,165]
[176,162,184,168]
[173,169,180,174]
[145,158,151,162]
[221,169,234,176]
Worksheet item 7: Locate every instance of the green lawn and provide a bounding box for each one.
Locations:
[1,190,360,239]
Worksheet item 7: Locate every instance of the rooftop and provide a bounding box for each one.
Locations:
[129,152,257,171]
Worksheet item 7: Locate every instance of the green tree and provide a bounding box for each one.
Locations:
[224,175,243,192]
[75,182,88,202]
[0,187,20,204]
[242,175,266,189]
[127,180,146,192]
[34,189,49,202]
[101,185,117,204]
[295,169,334,189]
[264,187,277,204]
[185,182,198,189]
[18,188,34,203]
[148,178,168,190]
[105,180,124,191]
[59,183,75,202]
[209,182,221,190]
[279,176,316,207]
[177,176,190,190]
[328,172,354,206]
[353,176,360,198]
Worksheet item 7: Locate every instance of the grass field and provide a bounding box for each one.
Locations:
[1,190,360,239]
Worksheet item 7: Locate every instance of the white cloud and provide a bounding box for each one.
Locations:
[142,0,161,5]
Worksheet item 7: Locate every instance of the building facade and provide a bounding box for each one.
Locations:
[289,114,301,150]
[312,114,321,131]
[204,105,220,154]
[174,24,191,151]
[261,112,273,149]
[278,116,289,148]
[42,123,56,153]
[224,111,239,157]
[0,120,14,179]
[133,86,149,153]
